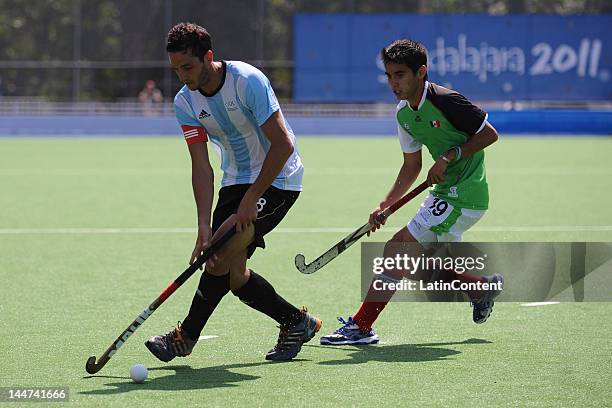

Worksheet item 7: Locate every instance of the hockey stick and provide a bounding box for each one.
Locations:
[85,226,236,374]
[295,180,428,274]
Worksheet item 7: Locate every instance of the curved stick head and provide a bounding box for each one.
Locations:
[294,254,307,273]
[85,356,101,374]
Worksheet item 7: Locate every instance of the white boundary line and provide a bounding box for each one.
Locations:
[472,226,612,232]
[521,302,561,307]
[198,335,219,341]
[1,167,611,176]
[0,226,611,235]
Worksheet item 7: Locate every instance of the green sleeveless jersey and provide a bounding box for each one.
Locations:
[396,81,489,210]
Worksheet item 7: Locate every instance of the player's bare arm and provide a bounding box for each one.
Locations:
[369,150,422,234]
[427,122,499,186]
[235,110,294,231]
[453,121,498,158]
[187,141,214,266]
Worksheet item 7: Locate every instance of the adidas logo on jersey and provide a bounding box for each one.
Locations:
[198,109,211,119]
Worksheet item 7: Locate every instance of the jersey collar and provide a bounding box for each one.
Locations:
[198,60,227,97]
[407,80,429,111]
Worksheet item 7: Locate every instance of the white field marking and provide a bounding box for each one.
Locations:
[487,168,612,176]
[1,167,611,176]
[198,335,219,341]
[279,226,612,233]
[1,226,612,235]
[0,168,189,176]
[471,226,612,232]
[306,167,612,176]
[0,168,389,176]
[0,227,195,234]
[521,302,561,307]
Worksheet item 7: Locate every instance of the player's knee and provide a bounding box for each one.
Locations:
[391,227,418,243]
[229,268,250,292]
[383,231,420,257]
[381,228,426,280]
[227,256,250,291]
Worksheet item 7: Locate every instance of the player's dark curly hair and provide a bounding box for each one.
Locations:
[381,39,428,77]
[166,23,213,60]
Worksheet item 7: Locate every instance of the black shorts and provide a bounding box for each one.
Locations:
[211,184,300,258]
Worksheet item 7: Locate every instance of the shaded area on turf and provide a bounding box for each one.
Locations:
[314,338,491,365]
[80,363,267,394]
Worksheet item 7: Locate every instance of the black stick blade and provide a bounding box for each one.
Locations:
[85,356,100,374]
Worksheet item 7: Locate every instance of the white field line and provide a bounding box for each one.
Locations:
[471,226,612,232]
[0,168,189,176]
[198,335,218,340]
[0,226,611,235]
[1,167,611,176]
[521,302,561,307]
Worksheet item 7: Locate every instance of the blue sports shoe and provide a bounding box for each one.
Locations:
[320,317,379,345]
[471,274,504,324]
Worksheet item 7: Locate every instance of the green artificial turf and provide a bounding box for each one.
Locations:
[0,136,611,407]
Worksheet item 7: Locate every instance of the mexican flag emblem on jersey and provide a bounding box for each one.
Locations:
[395,81,490,210]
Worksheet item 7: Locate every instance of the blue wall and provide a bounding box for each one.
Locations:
[1,110,610,136]
[294,14,612,102]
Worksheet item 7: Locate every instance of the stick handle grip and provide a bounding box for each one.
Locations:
[387,181,429,214]
[376,181,429,223]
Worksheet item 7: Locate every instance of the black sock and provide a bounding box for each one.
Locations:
[181,270,230,340]
[232,270,303,327]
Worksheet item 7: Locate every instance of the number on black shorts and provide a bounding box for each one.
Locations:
[256,198,267,213]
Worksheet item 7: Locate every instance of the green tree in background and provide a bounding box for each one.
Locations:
[0,0,609,100]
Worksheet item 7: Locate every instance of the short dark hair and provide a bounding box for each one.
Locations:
[380,39,428,76]
[166,23,213,60]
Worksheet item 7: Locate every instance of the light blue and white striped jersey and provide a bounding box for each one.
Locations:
[173,60,303,191]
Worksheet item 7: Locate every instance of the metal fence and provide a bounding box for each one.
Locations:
[1,98,610,118]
